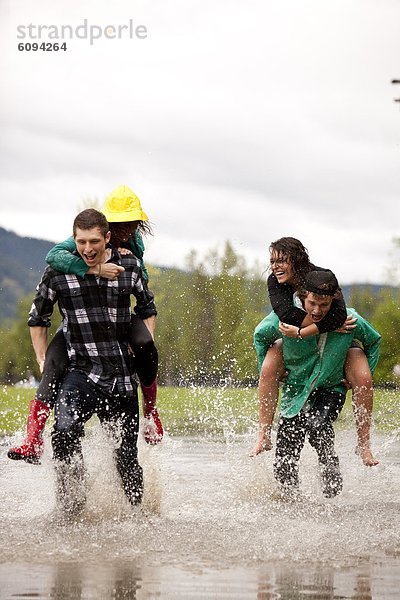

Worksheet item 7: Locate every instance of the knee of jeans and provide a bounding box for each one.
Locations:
[52,426,82,461]
[307,426,322,446]
[274,456,298,480]
[53,415,83,441]
[307,412,323,432]
[54,397,83,435]
[308,413,332,442]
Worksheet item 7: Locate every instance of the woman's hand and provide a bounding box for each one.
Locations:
[278,322,299,338]
[117,247,132,256]
[335,314,357,334]
[88,263,125,279]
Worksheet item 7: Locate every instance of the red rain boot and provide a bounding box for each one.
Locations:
[141,380,163,445]
[8,399,51,464]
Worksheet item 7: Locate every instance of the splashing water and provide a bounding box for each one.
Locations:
[0,423,399,599]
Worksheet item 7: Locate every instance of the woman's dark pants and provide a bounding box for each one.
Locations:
[37,315,158,407]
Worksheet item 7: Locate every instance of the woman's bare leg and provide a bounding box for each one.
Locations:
[345,347,378,466]
[250,340,284,457]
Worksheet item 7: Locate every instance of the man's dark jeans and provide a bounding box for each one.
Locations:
[274,389,345,497]
[52,371,143,512]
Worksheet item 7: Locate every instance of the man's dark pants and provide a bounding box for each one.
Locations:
[52,371,143,514]
[274,389,346,497]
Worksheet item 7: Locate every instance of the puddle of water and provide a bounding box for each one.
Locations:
[1,559,400,599]
[0,426,399,599]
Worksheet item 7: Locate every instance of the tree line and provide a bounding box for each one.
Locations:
[0,240,399,387]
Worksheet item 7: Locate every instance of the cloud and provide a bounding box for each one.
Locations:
[0,0,399,284]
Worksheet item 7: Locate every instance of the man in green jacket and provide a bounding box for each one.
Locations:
[253,270,381,498]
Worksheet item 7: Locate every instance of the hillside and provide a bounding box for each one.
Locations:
[0,227,54,321]
[0,226,397,323]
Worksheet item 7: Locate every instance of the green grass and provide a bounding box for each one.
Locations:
[1,384,398,438]
[157,386,400,435]
[1,386,36,436]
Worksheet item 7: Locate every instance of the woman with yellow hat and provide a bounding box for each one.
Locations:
[8,185,163,465]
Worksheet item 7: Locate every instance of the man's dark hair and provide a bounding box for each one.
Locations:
[73,209,109,237]
[269,237,312,287]
[298,270,341,300]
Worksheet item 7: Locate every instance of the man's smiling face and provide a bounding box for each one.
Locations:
[74,226,111,268]
[303,292,334,323]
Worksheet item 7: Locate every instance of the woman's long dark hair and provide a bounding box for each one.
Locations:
[109,220,153,248]
[269,237,313,289]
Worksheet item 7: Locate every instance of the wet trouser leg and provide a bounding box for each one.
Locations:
[306,391,345,498]
[129,315,158,386]
[52,371,143,510]
[36,328,69,407]
[52,372,94,517]
[98,390,143,505]
[274,414,307,490]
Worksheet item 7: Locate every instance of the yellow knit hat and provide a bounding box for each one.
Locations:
[101,185,148,223]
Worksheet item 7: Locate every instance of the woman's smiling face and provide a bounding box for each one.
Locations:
[269,251,295,285]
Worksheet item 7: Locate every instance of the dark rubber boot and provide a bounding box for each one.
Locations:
[8,399,51,464]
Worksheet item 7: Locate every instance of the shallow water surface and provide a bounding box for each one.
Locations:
[0,427,399,599]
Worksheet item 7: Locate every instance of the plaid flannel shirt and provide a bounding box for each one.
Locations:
[28,246,157,395]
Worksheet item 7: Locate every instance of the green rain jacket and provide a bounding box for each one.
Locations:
[45,231,149,282]
[254,309,381,418]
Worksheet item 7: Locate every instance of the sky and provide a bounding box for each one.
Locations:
[1,0,399,284]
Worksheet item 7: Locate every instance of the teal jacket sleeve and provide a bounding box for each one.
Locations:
[46,232,149,281]
[351,309,381,375]
[253,312,280,371]
[128,231,149,283]
[46,237,88,278]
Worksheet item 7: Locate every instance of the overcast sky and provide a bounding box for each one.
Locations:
[1,0,399,283]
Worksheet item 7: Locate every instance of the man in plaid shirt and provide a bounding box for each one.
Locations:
[28,208,157,516]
